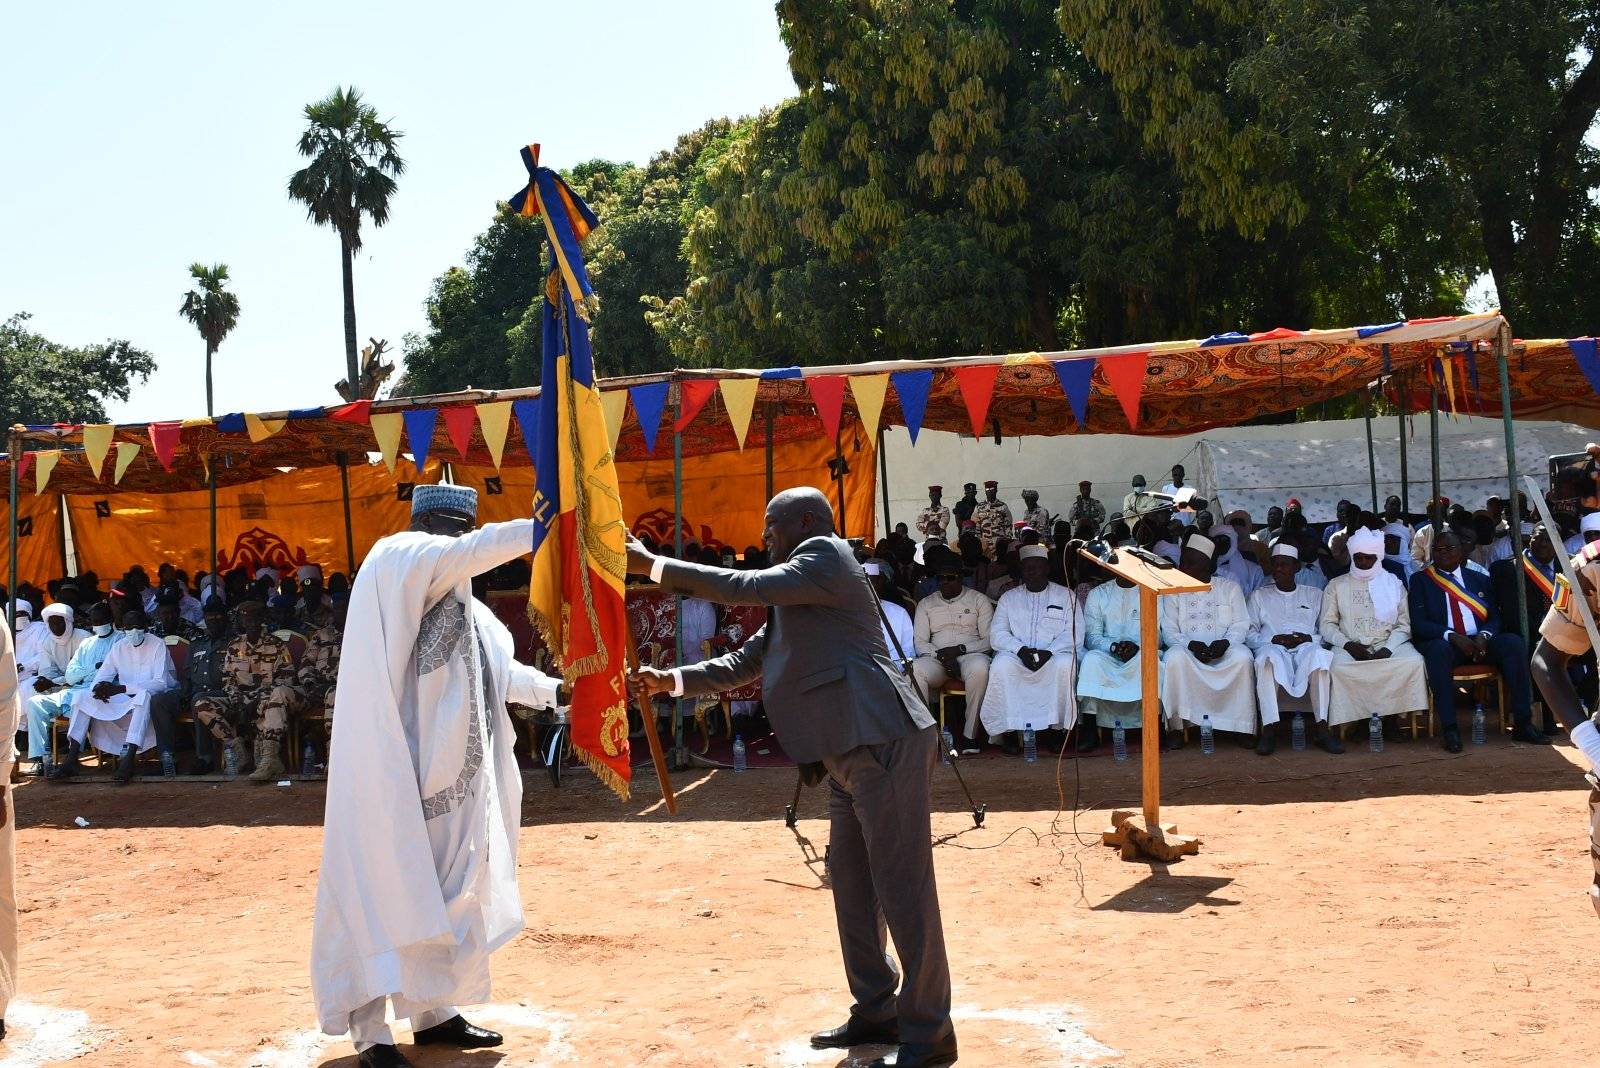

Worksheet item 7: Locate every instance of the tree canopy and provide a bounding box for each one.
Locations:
[402,0,1599,394]
[1,313,156,431]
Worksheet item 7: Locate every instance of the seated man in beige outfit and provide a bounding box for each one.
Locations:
[1319,527,1429,731]
[912,557,993,744]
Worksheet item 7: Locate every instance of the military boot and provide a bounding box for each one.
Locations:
[249,737,285,783]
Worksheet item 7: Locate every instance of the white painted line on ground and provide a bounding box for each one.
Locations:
[770,1002,1118,1067]
[0,1000,113,1067]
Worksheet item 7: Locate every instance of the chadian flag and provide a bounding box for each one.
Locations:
[511,145,633,799]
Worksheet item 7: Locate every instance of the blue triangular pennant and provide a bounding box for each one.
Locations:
[511,398,539,462]
[760,366,804,380]
[630,381,670,455]
[287,406,326,420]
[1358,321,1404,338]
[1052,358,1095,427]
[1201,331,1248,347]
[1571,339,1600,399]
[402,408,438,471]
[216,413,246,434]
[890,370,933,444]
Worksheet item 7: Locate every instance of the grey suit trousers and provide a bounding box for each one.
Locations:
[822,724,954,1045]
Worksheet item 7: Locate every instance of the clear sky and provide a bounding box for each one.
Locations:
[2,1,797,424]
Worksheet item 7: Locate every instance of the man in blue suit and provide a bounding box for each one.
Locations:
[1408,530,1550,752]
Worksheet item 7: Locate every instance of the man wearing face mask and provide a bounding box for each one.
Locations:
[312,485,566,1068]
[23,602,118,775]
[50,609,176,785]
[26,605,85,699]
[150,597,233,777]
[191,599,303,784]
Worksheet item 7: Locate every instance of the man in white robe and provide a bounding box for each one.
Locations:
[0,606,20,1037]
[1248,543,1338,755]
[865,562,915,665]
[1214,532,1264,597]
[312,484,565,1068]
[50,608,176,785]
[1078,574,1159,745]
[14,604,83,754]
[24,602,118,774]
[1160,532,1256,744]
[1318,527,1429,729]
[9,602,44,698]
[981,546,1084,747]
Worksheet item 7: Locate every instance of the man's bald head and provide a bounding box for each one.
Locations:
[763,487,836,562]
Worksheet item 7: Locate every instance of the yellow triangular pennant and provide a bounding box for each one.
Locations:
[849,374,889,442]
[1440,355,1459,417]
[370,412,403,473]
[244,413,287,443]
[112,441,139,485]
[181,418,215,429]
[82,424,113,479]
[477,401,512,470]
[600,390,628,453]
[33,450,60,495]
[718,378,759,450]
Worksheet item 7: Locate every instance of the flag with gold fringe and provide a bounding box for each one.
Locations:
[512,145,632,799]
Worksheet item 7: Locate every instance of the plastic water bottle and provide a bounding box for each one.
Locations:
[732,734,747,773]
[303,741,317,775]
[1022,723,1037,763]
[940,728,954,765]
[223,744,238,779]
[1291,712,1307,752]
[1471,702,1487,746]
[1200,714,1215,755]
[160,751,176,779]
[1112,720,1128,762]
[1368,712,1384,753]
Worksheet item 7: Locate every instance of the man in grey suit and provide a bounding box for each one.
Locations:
[628,487,957,1068]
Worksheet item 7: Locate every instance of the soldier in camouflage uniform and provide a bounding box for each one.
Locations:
[297,598,345,732]
[972,479,1014,555]
[915,485,951,543]
[192,600,303,783]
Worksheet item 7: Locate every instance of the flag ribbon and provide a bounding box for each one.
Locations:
[1521,551,1556,603]
[1423,565,1488,622]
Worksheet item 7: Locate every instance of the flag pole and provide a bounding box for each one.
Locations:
[625,623,677,814]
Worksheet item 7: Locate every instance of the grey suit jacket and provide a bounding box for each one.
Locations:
[660,535,935,763]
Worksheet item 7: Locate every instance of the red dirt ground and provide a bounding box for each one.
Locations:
[10,734,1600,1067]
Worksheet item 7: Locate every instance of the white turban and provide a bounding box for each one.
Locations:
[1348,526,1401,622]
[12,601,32,620]
[1347,527,1386,559]
[40,603,71,623]
[1019,544,1048,561]
[1581,512,1600,536]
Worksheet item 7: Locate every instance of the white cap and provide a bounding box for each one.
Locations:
[1271,542,1299,560]
[1582,512,1600,535]
[1184,533,1216,557]
[863,560,883,576]
[297,564,322,582]
[1019,544,1048,561]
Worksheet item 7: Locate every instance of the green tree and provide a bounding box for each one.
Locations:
[288,86,405,395]
[0,312,156,430]
[177,262,241,416]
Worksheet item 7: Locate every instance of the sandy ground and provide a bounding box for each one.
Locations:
[9,733,1600,1068]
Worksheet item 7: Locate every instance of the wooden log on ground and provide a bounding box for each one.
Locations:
[1101,809,1201,862]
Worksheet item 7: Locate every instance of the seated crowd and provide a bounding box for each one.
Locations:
[4,562,347,784]
[639,469,1576,760]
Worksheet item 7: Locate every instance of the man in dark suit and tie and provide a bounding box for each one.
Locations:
[628,487,957,1068]
[1408,529,1549,752]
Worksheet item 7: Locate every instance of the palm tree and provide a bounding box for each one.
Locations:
[178,262,241,416]
[287,86,405,395]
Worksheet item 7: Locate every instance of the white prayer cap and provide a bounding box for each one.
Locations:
[1348,526,1385,557]
[297,564,322,582]
[1271,542,1299,560]
[1184,533,1216,558]
[1019,544,1048,561]
[863,560,883,576]
[254,567,278,581]
[1581,512,1600,535]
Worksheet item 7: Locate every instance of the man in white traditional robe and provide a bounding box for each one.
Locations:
[24,602,118,773]
[9,602,44,698]
[1248,543,1338,755]
[0,606,21,1038]
[1214,532,1264,597]
[1318,527,1429,730]
[312,484,565,1068]
[981,546,1085,748]
[1160,532,1256,745]
[14,604,82,754]
[1078,573,1159,747]
[49,608,176,785]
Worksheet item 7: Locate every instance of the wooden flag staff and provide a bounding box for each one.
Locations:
[1078,545,1209,861]
[625,621,678,815]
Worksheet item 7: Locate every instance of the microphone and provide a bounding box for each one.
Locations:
[1147,488,1210,512]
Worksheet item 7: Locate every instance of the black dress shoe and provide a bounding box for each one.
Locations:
[412,1014,502,1048]
[1442,727,1464,754]
[868,1037,959,1067]
[1075,725,1100,753]
[1510,723,1553,745]
[812,1015,899,1049]
[358,1045,414,1068]
[1314,729,1345,755]
[1255,730,1277,756]
[1163,728,1186,751]
[189,758,215,776]
[1000,733,1022,756]
[113,745,137,785]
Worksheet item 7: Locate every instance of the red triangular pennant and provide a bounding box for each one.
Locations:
[1101,352,1149,429]
[148,421,183,471]
[15,453,33,484]
[330,399,373,424]
[807,375,849,441]
[952,365,1000,437]
[442,406,477,459]
[674,380,718,431]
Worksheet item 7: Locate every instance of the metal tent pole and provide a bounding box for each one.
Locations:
[7,430,19,626]
[833,432,847,539]
[208,462,218,581]
[1495,328,1531,716]
[1398,370,1410,516]
[673,395,686,767]
[338,452,357,575]
[764,404,775,504]
[1363,388,1379,513]
[1430,369,1442,526]
[877,427,891,539]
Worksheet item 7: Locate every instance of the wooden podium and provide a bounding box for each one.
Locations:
[1077,545,1209,861]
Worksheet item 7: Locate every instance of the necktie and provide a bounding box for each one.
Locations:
[1448,571,1466,632]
